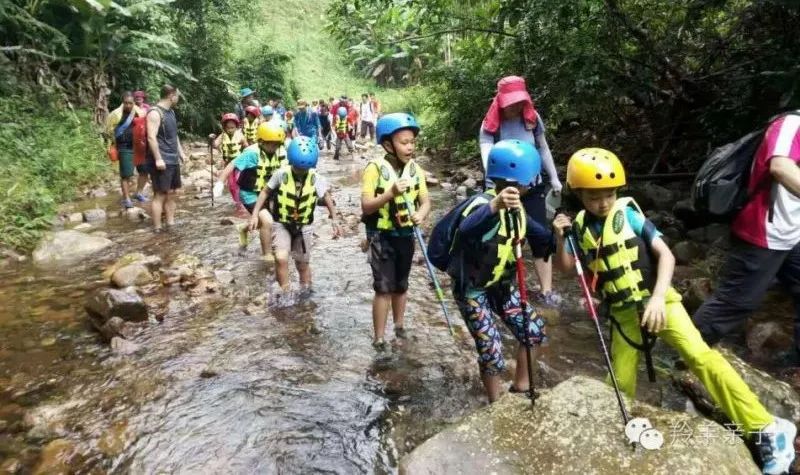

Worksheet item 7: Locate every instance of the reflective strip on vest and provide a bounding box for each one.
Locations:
[240,144,282,192]
[276,169,318,225]
[370,157,421,231]
[221,132,241,162]
[336,119,348,133]
[243,119,258,143]
[574,197,657,307]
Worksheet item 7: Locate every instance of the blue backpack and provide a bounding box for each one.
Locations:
[427,193,491,272]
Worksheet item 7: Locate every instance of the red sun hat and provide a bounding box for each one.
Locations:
[496,76,532,108]
[133,90,146,99]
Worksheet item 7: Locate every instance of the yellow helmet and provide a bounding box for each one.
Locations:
[257,122,286,143]
[566,148,626,189]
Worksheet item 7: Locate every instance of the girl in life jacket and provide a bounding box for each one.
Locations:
[211,113,249,208]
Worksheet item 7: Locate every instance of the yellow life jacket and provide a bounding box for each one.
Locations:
[243,117,259,143]
[335,118,348,133]
[221,131,241,163]
[573,197,664,308]
[363,156,422,231]
[273,168,318,225]
[459,190,527,288]
[236,144,284,192]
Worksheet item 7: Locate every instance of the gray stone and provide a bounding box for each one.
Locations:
[747,321,793,356]
[110,337,141,355]
[672,241,705,265]
[85,288,148,323]
[462,177,478,190]
[67,212,83,223]
[73,223,92,231]
[687,223,730,244]
[680,277,713,315]
[90,231,109,239]
[214,270,235,285]
[111,263,153,288]
[33,230,114,266]
[426,175,440,187]
[441,182,454,191]
[125,207,147,221]
[401,376,758,474]
[82,208,107,223]
[455,185,468,197]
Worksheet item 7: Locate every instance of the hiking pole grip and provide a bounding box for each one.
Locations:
[565,228,630,425]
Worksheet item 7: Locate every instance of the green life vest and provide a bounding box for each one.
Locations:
[236,144,283,192]
[274,168,318,225]
[362,156,421,231]
[221,131,241,163]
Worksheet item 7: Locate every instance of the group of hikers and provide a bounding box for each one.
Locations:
[104,76,800,474]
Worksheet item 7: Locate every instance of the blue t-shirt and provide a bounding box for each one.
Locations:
[566,208,661,255]
[233,148,266,205]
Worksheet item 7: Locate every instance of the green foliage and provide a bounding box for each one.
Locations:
[0,95,107,252]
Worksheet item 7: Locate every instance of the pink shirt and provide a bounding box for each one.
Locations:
[732,113,800,250]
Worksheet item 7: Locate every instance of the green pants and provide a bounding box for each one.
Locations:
[118,147,134,179]
[609,291,773,434]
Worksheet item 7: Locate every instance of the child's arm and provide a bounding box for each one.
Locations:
[411,191,431,225]
[641,237,674,333]
[248,187,273,230]
[217,159,236,183]
[552,213,575,273]
[212,133,222,150]
[322,191,343,238]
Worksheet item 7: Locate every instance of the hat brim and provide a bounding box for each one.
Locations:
[497,90,531,109]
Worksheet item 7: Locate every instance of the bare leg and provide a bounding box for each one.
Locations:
[297,261,311,287]
[121,179,131,200]
[391,291,408,329]
[152,192,166,229]
[165,190,177,226]
[513,344,531,391]
[533,257,553,294]
[257,209,274,257]
[372,293,391,341]
[482,374,502,403]
[275,254,290,289]
[136,173,148,194]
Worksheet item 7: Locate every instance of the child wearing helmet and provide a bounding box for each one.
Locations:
[249,137,342,291]
[552,148,796,474]
[361,112,432,349]
[450,139,551,402]
[243,106,261,143]
[333,106,354,161]
[261,106,275,123]
[216,122,288,262]
[211,113,249,210]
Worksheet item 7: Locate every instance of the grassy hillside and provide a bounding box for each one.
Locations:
[235,0,422,114]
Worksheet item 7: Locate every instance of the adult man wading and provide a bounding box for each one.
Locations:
[146,84,187,233]
[106,91,146,208]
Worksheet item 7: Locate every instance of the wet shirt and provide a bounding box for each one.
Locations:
[732,113,800,250]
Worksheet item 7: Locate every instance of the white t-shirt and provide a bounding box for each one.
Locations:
[359,101,375,123]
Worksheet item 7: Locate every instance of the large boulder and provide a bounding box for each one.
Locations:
[85,288,148,323]
[672,241,705,265]
[687,223,730,244]
[33,230,114,266]
[82,208,107,223]
[626,183,675,211]
[401,376,758,475]
[111,263,153,288]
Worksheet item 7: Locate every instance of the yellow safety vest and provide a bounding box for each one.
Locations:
[364,156,421,231]
[336,118,348,133]
[236,144,284,192]
[574,197,665,308]
[243,117,259,143]
[274,168,318,225]
[460,190,527,288]
[221,131,241,163]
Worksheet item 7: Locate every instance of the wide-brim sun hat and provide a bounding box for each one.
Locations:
[496,76,532,109]
[240,87,255,98]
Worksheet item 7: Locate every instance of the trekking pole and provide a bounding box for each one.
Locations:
[401,196,455,335]
[510,209,537,407]
[208,135,215,207]
[564,227,630,426]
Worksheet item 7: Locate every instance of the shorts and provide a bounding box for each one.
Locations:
[149,163,182,193]
[273,222,314,263]
[243,201,256,214]
[522,183,549,258]
[135,164,148,175]
[368,233,414,293]
[118,148,135,179]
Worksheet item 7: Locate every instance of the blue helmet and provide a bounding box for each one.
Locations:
[376,113,419,144]
[487,139,541,185]
[287,136,319,169]
[337,106,347,118]
[261,105,274,116]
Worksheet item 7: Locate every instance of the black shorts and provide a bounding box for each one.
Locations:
[522,183,549,258]
[150,164,182,193]
[368,233,414,294]
[243,201,255,214]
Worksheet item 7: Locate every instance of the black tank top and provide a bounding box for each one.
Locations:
[146,105,179,164]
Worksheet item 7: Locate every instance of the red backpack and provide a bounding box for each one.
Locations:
[132,116,147,165]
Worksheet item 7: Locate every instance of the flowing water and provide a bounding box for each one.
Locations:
[0,145,780,474]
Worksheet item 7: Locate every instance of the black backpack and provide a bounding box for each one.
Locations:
[427,193,491,272]
[692,111,799,221]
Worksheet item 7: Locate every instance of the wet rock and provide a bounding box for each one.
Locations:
[88,187,108,198]
[82,208,107,223]
[104,253,162,280]
[219,217,236,225]
[455,186,468,198]
[97,316,144,341]
[441,182,454,191]
[680,277,713,315]
[627,183,674,211]
[461,177,477,190]
[200,368,219,378]
[687,223,729,244]
[0,458,21,474]
[72,223,92,231]
[98,420,129,457]
[111,263,153,288]
[125,207,147,221]
[85,288,148,323]
[67,212,83,224]
[677,347,800,423]
[90,231,109,239]
[746,321,792,356]
[33,230,114,266]
[1,248,27,263]
[24,403,76,439]
[32,438,77,475]
[107,211,120,219]
[426,175,440,186]
[110,337,141,355]
[214,270,234,286]
[672,241,704,265]
[401,376,758,474]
